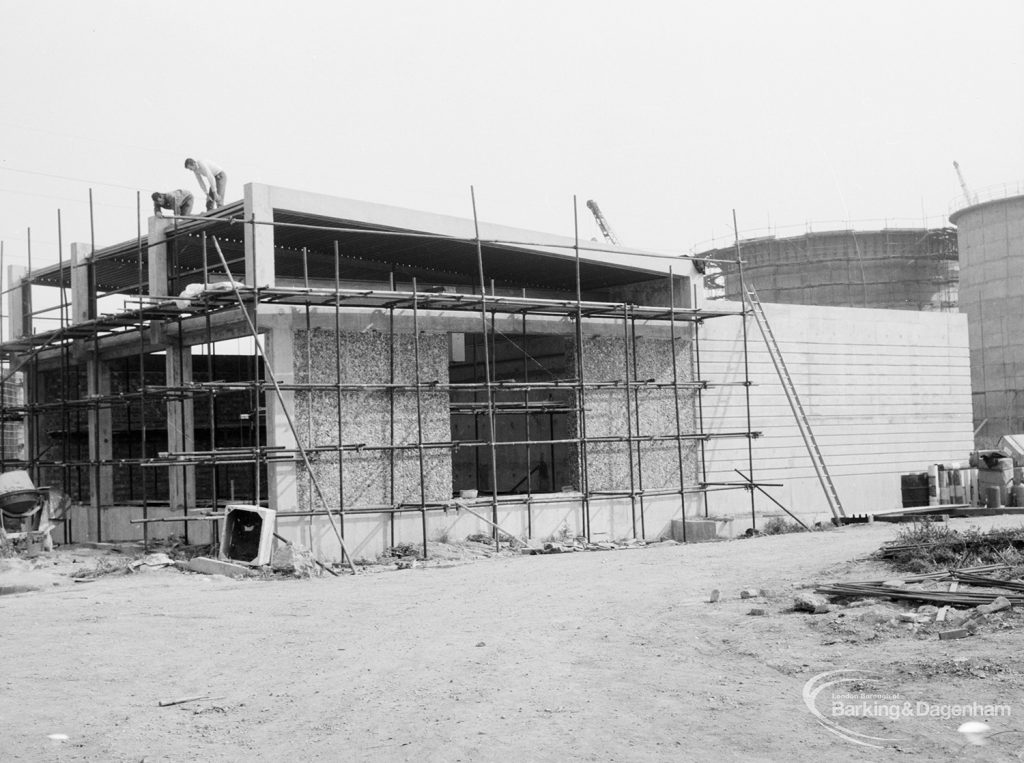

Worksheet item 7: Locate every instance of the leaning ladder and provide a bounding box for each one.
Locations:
[743,285,846,521]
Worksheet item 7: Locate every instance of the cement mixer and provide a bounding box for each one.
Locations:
[0,471,65,553]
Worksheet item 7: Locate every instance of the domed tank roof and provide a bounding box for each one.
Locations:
[698,228,958,312]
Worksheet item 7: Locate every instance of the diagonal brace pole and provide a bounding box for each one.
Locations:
[733,469,811,531]
[212,237,357,573]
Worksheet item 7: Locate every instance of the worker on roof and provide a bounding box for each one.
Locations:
[184,157,227,211]
[151,189,194,218]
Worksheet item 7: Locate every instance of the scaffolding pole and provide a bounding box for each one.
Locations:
[470,187,502,551]
[734,210,757,530]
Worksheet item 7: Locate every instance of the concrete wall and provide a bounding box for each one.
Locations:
[951,195,1024,447]
[279,493,686,564]
[699,301,973,528]
[279,327,700,561]
[53,504,215,546]
[292,329,453,509]
[575,335,699,498]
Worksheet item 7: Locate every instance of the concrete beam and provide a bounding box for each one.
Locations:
[263,183,697,284]
[250,303,700,341]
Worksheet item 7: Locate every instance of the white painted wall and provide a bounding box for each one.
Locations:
[699,301,973,528]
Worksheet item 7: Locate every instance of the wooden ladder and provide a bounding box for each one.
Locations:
[743,285,846,521]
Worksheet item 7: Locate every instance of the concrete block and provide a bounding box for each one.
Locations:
[186,556,254,578]
[794,592,830,614]
[939,628,970,640]
[976,597,1012,615]
[740,588,760,599]
[0,584,42,596]
[670,518,731,542]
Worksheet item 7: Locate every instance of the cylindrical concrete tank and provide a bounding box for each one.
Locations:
[706,229,959,311]
[950,194,1024,446]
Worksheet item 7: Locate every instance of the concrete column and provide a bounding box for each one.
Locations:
[689,273,705,310]
[147,217,172,298]
[70,243,94,324]
[243,183,275,287]
[165,341,196,522]
[264,327,297,511]
[7,265,27,338]
[87,356,114,540]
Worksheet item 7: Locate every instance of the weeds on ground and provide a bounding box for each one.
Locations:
[72,556,132,579]
[761,517,806,535]
[380,542,421,560]
[880,519,1024,574]
[467,532,519,546]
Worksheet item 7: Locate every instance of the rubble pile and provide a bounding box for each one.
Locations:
[808,564,1023,641]
[520,536,678,555]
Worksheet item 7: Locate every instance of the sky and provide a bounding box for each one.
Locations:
[1,0,1022,272]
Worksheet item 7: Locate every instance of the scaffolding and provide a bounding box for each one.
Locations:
[0,189,763,560]
[704,227,959,312]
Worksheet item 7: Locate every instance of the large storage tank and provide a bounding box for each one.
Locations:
[950,194,1024,446]
[702,228,958,311]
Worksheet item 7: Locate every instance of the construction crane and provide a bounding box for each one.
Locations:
[953,161,977,205]
[586,199,620,246]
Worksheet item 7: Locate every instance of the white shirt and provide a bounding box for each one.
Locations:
[192,158,225,192]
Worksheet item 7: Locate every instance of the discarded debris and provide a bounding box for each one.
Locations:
[270,541,321,578]
[516,536,654,555]
[794,592,831,614]
[856,605,902,625]
[939,628,970,641]
[71,556,132,580]
[158,695,221,708]
[708,589,721,603]
[976,596,1013,615]
[128,553,175,572]
[815,580,1024,608]
[740,588,760,599]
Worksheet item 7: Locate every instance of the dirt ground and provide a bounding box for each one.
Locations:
[4,516,1024,762]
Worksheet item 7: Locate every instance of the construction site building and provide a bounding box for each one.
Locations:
[0,183,974,559]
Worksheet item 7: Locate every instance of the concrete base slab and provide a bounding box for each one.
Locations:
[0,584,43,596]
[670,518,732,542]
[186,556,255,578]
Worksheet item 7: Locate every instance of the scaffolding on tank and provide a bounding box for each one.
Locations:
[0,190,766,564]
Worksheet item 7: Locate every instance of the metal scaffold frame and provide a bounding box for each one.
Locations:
[0,188,765,558]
